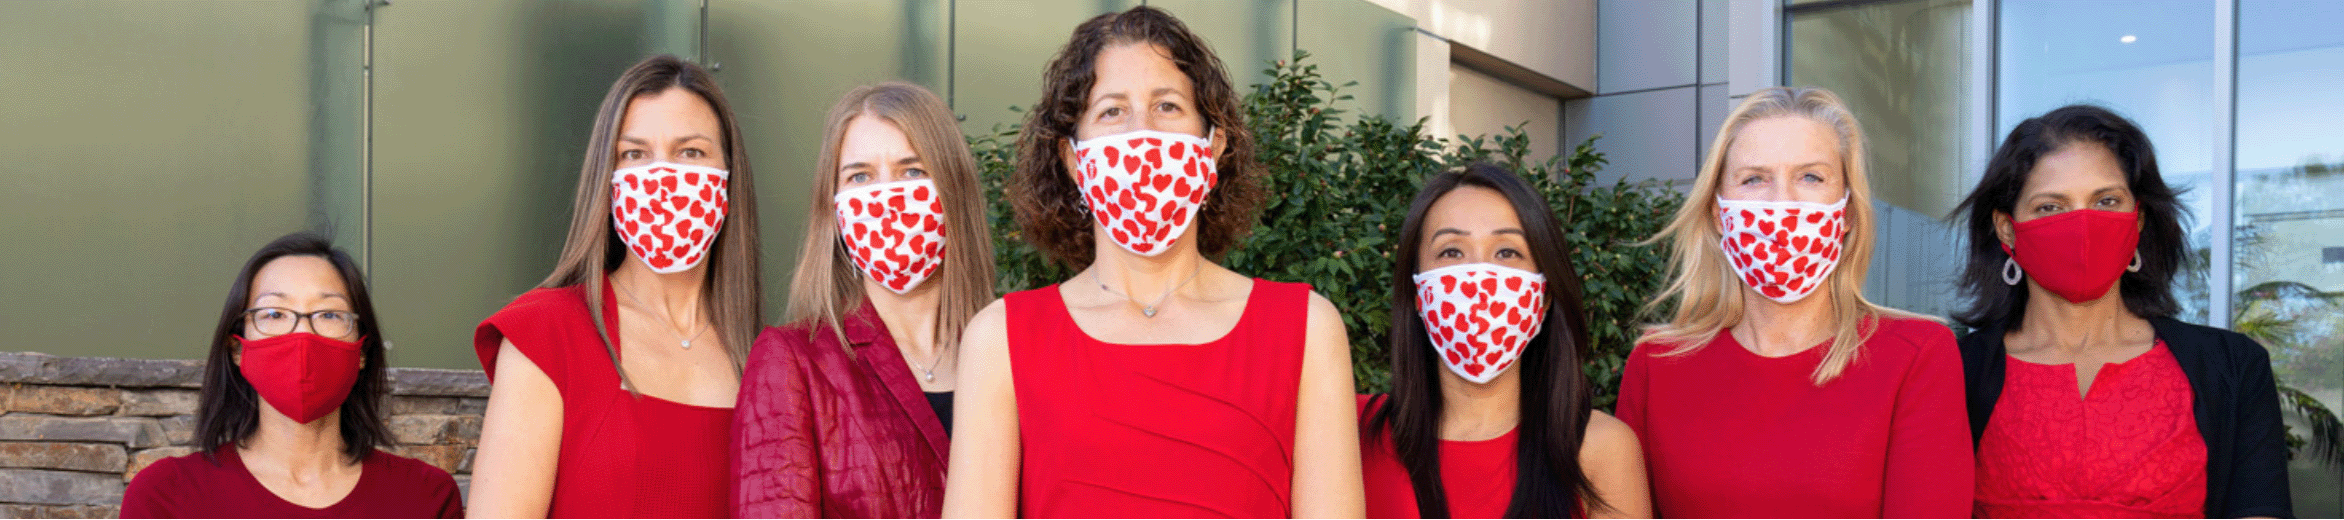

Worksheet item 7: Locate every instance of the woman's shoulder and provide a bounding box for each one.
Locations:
[2149,316,2275,365]
[365,449,460,490]
[127,447,220,485]
[1578,409,1644,466]
[1863,315,1958,353]
[487,285,589,320]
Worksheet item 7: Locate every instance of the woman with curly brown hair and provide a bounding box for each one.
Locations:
[942,5,1363,518]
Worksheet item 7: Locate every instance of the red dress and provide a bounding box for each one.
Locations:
[733,298,951,518]
[1359,397,1519,519]
[1975,340,2206,518]
[1007,280,1310,518]
[119,445,463,518]
[474,283,733,518]
[1616,317,1973,518]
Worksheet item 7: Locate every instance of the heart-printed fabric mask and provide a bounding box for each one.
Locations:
[1412,263,1548,384]
[1717,196,1847,303]
[835,179,946,294]
[1071,129,1217,257]
[612,162,729,274]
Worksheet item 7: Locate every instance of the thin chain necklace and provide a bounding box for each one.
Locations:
[904,346,944,382]
[1095,261,1203,318]
[613,279,709,349]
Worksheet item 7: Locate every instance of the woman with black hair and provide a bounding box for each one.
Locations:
[120,232,462,518]
[1953,104,2292,518]
[1358,163,1650,519]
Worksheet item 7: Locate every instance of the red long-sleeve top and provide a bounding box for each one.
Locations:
[1617,316,1974,518]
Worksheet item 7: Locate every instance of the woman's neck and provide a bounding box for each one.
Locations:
[1087,232,1207,301]
[1436,368,1521,441]
[2017,282,2147,355]
[1735,288,1837,357]
[241,408,355,479]
[610,260,709,329]
[866,280,944,358]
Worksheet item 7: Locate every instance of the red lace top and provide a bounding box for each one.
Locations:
[1006,280,1310,518]
[1976,340,2206,518]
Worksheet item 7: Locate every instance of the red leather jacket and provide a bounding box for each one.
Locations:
[732,299,950,518]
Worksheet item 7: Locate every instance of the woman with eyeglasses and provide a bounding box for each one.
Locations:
[120,232,462,518]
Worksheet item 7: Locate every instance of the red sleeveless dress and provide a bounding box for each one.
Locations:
[474,283,733,518]
[1006,280,1311,519]
[1975,340,2206,518]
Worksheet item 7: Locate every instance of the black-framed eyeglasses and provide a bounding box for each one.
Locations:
[243,307,361,338]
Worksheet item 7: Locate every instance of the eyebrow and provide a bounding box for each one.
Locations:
[1088,88,1188,108]
[1429,227,1526,238]
[251,291,351,305]
[839,156,924,173]
[617,134,715,147]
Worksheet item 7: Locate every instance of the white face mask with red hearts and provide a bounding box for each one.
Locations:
[1716,196,1847,304]
[611,162,729,274]
[834,179,946,295]
[1412,263,1548,385]
[1071,129,1217,257]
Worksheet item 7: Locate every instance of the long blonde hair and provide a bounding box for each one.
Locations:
[786,82,996,354]
[1641,86,1921,385]
[541,55,762,385]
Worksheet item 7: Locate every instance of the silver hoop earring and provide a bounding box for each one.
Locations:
[2127,251,2143,273]
[2002,257,2024,286]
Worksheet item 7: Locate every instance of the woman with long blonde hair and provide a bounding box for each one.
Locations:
[1614,86,1971,518]
[732,82,994,518]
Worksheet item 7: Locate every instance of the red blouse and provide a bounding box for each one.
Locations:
[1359,397,1519,519]
[1006,280,1311,518]
[1616,317,1973,518]
[1975,340,2206,518]
[732,298,950,518]
[119,445,462,519]
[474,284,733,518]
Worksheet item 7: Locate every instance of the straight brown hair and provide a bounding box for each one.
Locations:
[787,82,996,353]
[541,55,761,385]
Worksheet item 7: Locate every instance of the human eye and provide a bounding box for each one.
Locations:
[903,168,929,179]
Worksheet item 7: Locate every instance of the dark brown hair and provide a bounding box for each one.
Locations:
[540,55,762,383]
[1365,163,1605,517]
[1011,5,1263,267]
[787,82,996,352]
[195,231,391,464]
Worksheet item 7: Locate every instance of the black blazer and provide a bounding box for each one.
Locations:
[1959,316,2294,518]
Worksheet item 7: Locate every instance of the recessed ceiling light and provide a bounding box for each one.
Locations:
[2121,35,2138,44]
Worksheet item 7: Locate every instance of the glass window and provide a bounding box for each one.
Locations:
[1997,0,2217,324]
[2237,1,2344,514]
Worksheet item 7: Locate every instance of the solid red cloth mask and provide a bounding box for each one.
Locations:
[835,179,946,294]
[236,332,363,424]
[612,161,730,273]
[1717,196,1848,303]
[1071,129,1217,257]
[2008,208,2140,303]
[1412,263,1548,384]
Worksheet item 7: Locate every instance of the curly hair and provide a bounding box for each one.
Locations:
[1010,5,1264,268]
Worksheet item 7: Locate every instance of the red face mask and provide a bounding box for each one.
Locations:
[2007,208,2140,303]
[236,332,363,424]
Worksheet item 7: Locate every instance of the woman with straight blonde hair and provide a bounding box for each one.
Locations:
[732,81,993,518]
[1614,86,1972,518]
[468,54,761,518]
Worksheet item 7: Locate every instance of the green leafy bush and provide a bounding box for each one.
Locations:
[972,52,1683,407]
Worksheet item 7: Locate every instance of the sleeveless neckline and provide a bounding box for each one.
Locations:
[1049,278,1260,347]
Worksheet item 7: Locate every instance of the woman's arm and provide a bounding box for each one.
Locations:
[468,341,563,518]
[1290,292,1364,518]
[942,300,1019,518]
[1579,410,1652,519]
[732,332,821,518]
[1879,326,1976,519]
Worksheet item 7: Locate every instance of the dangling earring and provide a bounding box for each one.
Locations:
[2002,257,2024,286]
[2127,250,2143,273]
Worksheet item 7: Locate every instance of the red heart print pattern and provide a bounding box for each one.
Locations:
[1716,196,1847,303]
[834,179,947,294]
[611,162,729,274]
[1411,263,1547,384]
[1071,129,1217,257]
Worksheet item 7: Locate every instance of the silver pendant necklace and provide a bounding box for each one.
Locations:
[905,350,942,382]
[614,280,709,349]
[1095,261,1203,318]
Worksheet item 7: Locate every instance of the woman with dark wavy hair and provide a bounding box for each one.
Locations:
[943,5,1363,518]
[120,232,461,518]
[1359,163,1650,519]
[1953,104,2291,518]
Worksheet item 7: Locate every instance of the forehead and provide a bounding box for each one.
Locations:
[620,87,721,135]
[249,255,349,303]
[2021,141,2127,194]
[1725,116,1840,166]
[1088,42,1192,96]
[839,115,913,156]
[1422,185,1523,234]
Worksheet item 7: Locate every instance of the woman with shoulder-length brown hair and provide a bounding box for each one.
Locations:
[1614,86,1971,518]
[732,81,994,519]
[467,54,761,518]
[944,5,1363,518]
